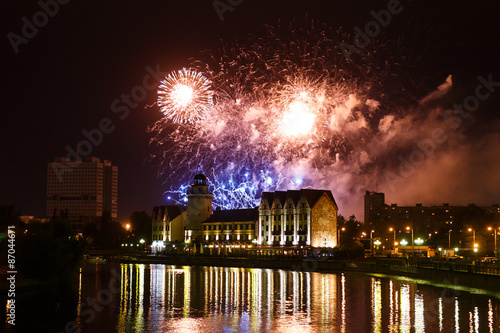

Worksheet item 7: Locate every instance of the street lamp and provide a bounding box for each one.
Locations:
[487,227,498,258]
[400,239,408,255]
[406,226,414,255]
[389,227,396,247]
[370,230,375,254]
[448,230,452,249]
[468,228,476,249]
[374,240,381,252]
[338,227,345,246]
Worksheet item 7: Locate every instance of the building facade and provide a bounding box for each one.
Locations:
[201,208,258,244]
[258,189,338,248]
[364,191,500,247]
[46,157,118,231]
[151,205,187,254]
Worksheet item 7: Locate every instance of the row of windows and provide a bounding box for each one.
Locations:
[261,225,306,232]
[152,235,165,241]
[261,202,308,210]
[202,223,253,230]
[261,214,308,221]
[153,225,170,231]
[204,234,253,241]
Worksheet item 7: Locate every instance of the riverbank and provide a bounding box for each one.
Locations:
[118,255,500,293]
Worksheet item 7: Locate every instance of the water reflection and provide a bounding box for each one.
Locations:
[4,263,500,332]
[99,264,499,332]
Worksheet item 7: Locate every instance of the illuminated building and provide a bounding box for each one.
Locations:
[364,191,500,233]
[151,205,187,254]
[201,207,258,244]
[46,157,118,231]
[258,189,338,248]
[185,174,213,242]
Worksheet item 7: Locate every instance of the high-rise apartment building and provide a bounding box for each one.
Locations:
[46,157,118,231]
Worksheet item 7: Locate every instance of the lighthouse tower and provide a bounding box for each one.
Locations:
[185,173,213,242]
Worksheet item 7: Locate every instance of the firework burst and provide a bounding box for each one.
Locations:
[149,20,431,210]
[157,68,213,124]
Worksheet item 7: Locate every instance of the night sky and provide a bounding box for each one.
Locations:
[2,1,500,221]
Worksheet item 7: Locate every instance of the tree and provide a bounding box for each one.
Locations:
[337,214,363,248]
[129,211,152,245]
[0,204,22,232]
[17,217,87,282]
[83,211,126,249]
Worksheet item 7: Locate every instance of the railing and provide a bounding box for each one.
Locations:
[409,260,500,276]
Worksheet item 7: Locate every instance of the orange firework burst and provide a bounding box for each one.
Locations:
[157,68,212,124]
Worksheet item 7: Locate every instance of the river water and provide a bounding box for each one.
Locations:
[4,262,500,332]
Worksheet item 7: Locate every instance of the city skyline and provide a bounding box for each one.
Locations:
[2,1,500,222]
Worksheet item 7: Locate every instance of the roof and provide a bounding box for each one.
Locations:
[300,189,337,209]
[152,205,186,221]
[260,189,337,210]
[204,208,259,223]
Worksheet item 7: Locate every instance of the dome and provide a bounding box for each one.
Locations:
[193,173,207,185]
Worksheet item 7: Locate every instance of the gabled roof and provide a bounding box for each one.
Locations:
[273,191,287,207]
[204,208,259,223]
[260,189,337,210]
[261,192,274,205]
[287,190,301,206]
[300,189,337,209]
[152,205,186,221]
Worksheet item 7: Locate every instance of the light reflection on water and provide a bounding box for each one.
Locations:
[5,262,500,332]
[76,263,499,333]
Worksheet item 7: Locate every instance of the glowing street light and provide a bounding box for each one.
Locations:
[487,226,498,258]
[468,228,475,247]
[338,227,346,246]
[400,239,408,246]
[389,227,396,248]
[415,238,424,245]
[406,226,414,254]
[370,230,375,254]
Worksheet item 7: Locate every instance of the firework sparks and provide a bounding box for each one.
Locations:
[149,21,433,211]
[279,100,315,137]
[157,68,213,124]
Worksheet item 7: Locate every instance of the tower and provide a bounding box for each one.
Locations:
[185,174,213,242]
